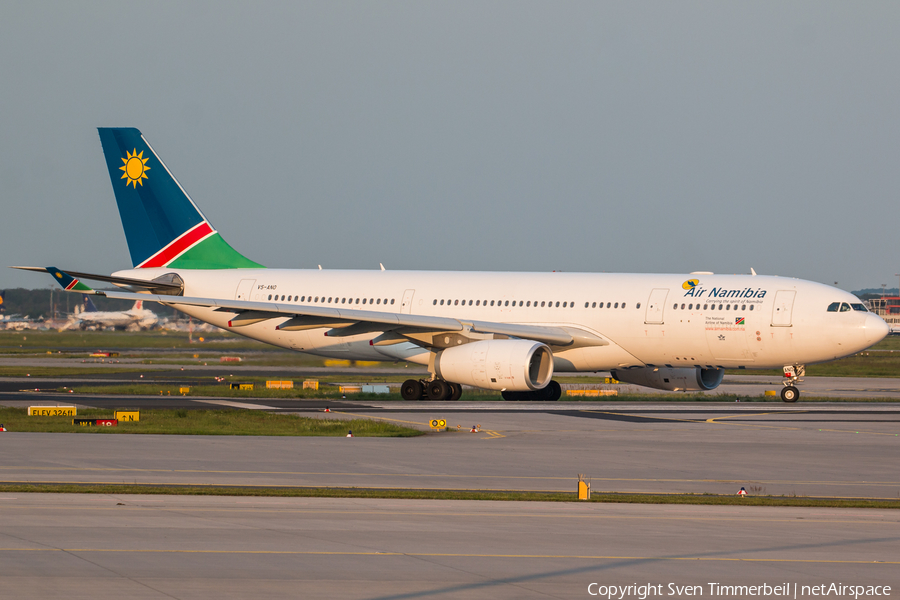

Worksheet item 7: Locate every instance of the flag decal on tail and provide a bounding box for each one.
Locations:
[120,149,150,188]
[137,221,214,269]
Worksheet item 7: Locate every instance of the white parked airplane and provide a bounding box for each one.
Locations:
[15,128,890,402]
[66,295,158,331]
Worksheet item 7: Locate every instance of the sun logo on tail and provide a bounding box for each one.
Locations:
[120,149,150,188]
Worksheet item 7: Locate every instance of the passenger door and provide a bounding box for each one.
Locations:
[644,289,669,324]
[235,279,256,301]
[400,289,415,314]
[771,291,796,327]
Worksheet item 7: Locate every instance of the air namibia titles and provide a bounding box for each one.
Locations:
[683,286,767,299]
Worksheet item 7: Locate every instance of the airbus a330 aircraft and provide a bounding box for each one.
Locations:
[14,128,890,402]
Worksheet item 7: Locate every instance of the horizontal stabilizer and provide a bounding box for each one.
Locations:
[10,266,183,294]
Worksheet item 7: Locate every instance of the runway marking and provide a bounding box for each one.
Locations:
[331,411,427,427]
[579,410,710,424]
[192,399,278,410]
[0,547,896,565]
[706,411,806,423]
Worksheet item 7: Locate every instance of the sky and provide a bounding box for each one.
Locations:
[1,2,898,292]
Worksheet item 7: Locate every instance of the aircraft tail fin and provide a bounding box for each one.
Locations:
[45,267,94,292]
[97,128,264,270]
[133,300,143,311]
[82,295,99,312]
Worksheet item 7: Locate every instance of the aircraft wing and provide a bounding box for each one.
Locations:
[95,288,580,347]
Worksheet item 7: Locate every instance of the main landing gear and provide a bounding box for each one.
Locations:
[400,379,463,401]
[501,380,562,402]
[780,365,805,403]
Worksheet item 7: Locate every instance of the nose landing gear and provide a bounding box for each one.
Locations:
[781,365,805,403]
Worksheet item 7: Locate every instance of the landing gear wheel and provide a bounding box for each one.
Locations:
[427,380,451,401]
[400,379,424,401]
[544,380,562,401]
[781,385,799,403]
[501,391,525,401]
[448,383,463,401]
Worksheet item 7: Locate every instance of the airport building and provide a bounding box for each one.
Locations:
[866,296,900,330]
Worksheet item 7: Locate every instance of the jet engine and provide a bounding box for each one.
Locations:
[434,339,554,392]
[610,367,724,392]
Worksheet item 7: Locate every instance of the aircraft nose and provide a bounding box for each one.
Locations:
[863,313,890,346]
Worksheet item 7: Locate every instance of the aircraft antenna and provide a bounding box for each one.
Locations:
[750,267,757,276]
[380,263,385,271]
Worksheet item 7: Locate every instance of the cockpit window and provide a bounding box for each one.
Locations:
[851,303,868,312]
[826,302,840,312]
[839,302,851,312]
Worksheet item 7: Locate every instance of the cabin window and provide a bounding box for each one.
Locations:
[390,299,395,304]
[454,300,459,305]
[703,304,708,310]
[622,303,626,309]
[636,303,640,309]
[555,301,560,307]
[688,304,692,310]
[541,301,545,307]
[749,305,754,311]
[476,300,481,306]
[504,300,509,306]
[490,300,495,306]
[615,302,620,308]
[680,304,685,310]
[741,304,746,311]
[268,294,272,300]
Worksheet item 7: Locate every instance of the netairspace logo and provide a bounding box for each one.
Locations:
[586,582,892,599]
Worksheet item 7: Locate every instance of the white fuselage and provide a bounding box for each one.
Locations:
[115,268,888,371]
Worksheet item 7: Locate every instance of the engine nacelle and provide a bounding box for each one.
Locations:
[434,339,554,392]
[610,367,724,392]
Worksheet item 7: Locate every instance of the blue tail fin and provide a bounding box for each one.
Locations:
[82,295,98,312]
[97,128,263,270]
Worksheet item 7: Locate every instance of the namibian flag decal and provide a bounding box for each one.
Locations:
[735,317,745,325]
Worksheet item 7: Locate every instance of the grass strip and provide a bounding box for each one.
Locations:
[0,483,896,508]
[0,408,423,436]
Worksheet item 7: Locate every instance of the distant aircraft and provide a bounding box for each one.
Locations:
[66,295,158,331]
[13,127,890,401]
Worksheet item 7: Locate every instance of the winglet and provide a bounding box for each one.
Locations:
[45,267,95,293]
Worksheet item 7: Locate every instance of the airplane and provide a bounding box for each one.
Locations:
[13,128,890,402]
[65,294,159,331]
